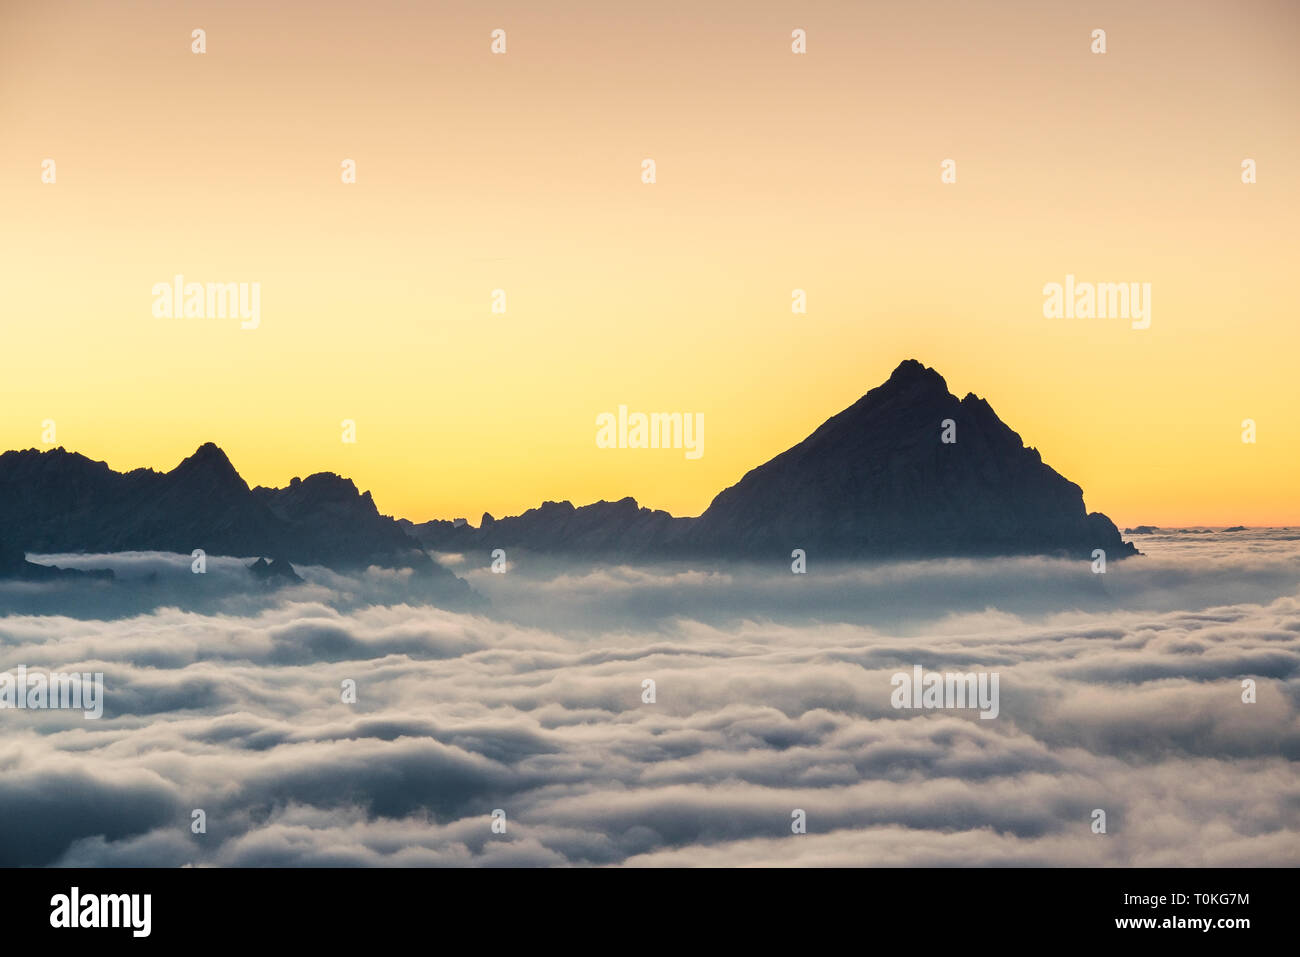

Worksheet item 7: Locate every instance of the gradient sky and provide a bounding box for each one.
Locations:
[2,0,1297,526]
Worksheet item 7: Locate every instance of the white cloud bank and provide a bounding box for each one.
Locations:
[1,531,1297,866]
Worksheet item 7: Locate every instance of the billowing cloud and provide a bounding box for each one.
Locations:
[1,533,1297,866]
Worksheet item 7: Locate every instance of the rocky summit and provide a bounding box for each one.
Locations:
[408,360,1136,562]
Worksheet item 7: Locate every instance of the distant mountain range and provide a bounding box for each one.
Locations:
[0,360,1135,581]
[0,442,458,589]
[405,360,1137,562]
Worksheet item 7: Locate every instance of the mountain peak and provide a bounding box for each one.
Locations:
[0,442,469,589]
[168,442,246,493]
[889,358,929,378]
[409,358,1135,562]
[885,358,949,392]
[684,360,1134,559]
[176,441,236,471]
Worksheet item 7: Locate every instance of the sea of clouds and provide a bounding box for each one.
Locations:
[1,530,1297,866]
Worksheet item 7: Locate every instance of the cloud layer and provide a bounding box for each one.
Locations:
[2,531,1298,866]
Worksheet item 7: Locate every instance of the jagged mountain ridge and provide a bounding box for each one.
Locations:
[407,360,1136,561]
[1,361,1135,572]
[402,497,691,557]
[0,442,447,575]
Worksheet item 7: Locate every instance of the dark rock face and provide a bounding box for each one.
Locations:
[686,360,1135,559]
[410,360,1136,562]
[0,444,459,584]
[247,470,436,570]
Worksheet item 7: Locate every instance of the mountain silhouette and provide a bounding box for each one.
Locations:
[407,360,1136,562]
[0,443,463,589]
[402,497,691,559]
[1,361,1136,575]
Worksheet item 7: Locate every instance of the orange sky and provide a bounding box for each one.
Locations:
[1,0,1297,526]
